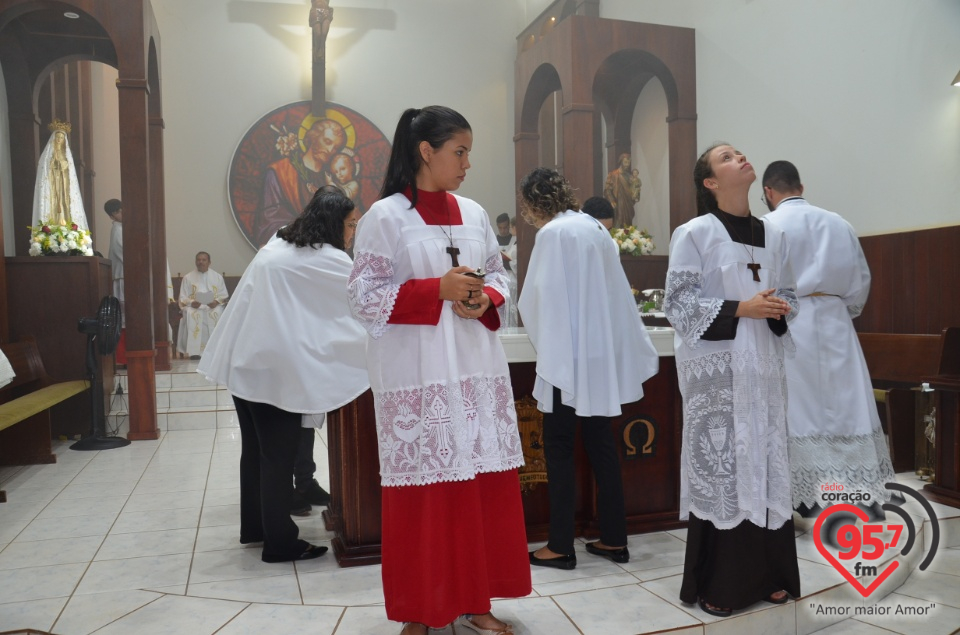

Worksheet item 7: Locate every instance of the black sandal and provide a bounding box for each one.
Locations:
[698,597,732,617]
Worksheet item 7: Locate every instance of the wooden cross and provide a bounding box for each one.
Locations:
[747,262,761,282]
[446,244,460,267]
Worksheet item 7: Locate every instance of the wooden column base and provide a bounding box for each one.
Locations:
[126,350,159,441]
[155,340,171,372]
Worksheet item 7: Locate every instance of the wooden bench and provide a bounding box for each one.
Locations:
[0,340,89,502]
[858,332,942,472]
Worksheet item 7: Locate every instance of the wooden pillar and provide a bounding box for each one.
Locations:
[667,114,697,231]
[150,114,171,371]
[513,131,539,293]
[560,105,595,200]
[116,76,158,440]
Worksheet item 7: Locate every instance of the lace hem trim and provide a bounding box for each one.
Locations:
[789,427,899,508]
[380,456,525,488]
[679,505,793,531]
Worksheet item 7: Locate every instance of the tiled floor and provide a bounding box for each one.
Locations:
[1,360,959,634]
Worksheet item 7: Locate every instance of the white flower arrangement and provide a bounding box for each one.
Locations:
[28,222,94,257]
[611,226,655,256]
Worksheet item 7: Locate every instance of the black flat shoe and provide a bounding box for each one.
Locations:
[585,541,630,563]
[262,544,328,563]
[698,597,732,617]
[529,550,576,570]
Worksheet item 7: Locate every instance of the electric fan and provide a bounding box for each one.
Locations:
[70,295,130,451]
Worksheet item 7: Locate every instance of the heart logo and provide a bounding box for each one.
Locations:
[813,503,900,598]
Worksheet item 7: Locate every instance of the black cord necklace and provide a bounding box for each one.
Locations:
[715,209,761,282]
[437,201,460,267]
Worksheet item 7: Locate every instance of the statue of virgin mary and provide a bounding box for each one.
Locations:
[32,120,88,230]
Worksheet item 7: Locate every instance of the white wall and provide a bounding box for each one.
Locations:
[146,0,521,277]
[89,63,121,258]
[601,0,960,235]
[7,0,960,274]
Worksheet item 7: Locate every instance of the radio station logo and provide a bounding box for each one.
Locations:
[812,482,940,598]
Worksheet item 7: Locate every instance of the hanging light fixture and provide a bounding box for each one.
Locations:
[952,70,960,87]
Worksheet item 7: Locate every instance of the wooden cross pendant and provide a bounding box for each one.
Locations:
[747,262,761,282]
[446,244,460,267]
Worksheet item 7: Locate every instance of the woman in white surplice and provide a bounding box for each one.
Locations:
[198,189,368,564]
[665,144,801,616]
[347,106,529,635]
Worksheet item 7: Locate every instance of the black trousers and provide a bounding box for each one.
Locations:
[294,427,316,490]
[234,396,308,560]
[543,387,627,555]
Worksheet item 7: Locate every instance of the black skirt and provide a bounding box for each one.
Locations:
[679,513,801,610]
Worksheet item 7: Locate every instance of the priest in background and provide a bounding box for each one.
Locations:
[178,251,229,358]
[761,160,901,518]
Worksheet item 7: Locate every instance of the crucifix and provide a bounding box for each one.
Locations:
[446,244,461,267]
[747,263,761,282]
[310,0,333,116]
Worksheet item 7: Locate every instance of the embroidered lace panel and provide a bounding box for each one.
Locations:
[348,251,399,339]
[664,269,724,349]
[678,349,793,530]
[789,426,899,508]
[375,373,524,487]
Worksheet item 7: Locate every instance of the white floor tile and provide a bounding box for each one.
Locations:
[188,548,293,585]
[53,589,163,635]
[75,552,193,595]
[95,527,198,561]
[0,562,87,603]
[216,603,343,635]
[92,593,246,635]
[0,596,68,632]
[188,573,304,604]
[0,535,104,570]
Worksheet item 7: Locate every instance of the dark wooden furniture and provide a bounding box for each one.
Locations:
[858,332,942,473]
[323,357,682,567]
[0,339,89,470]
[513,5,697,293]
[923,327,960,507]
[5,256,114,439]
[0,0,169,437]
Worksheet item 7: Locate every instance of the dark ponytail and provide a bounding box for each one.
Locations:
[378,106,471,208]
[693,142,725,216]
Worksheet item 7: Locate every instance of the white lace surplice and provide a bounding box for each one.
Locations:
[665,215,798,530]
[764,199,898,508]
[348,193,523,487]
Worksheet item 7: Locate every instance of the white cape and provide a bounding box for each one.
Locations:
[519,210,659,417]
[198,235,369,414]
[32,131,88,230]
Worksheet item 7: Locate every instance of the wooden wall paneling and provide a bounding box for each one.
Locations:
[857,226,960,336]
[5,256,114,438]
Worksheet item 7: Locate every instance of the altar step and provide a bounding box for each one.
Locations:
[111,360,236,433]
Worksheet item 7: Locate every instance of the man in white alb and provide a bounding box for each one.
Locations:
[762,160,901,518]
[178,251,229,358]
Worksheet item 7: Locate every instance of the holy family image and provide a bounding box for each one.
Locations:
[228,101,391,249]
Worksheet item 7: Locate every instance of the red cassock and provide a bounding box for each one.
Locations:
[376,189,529,627]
